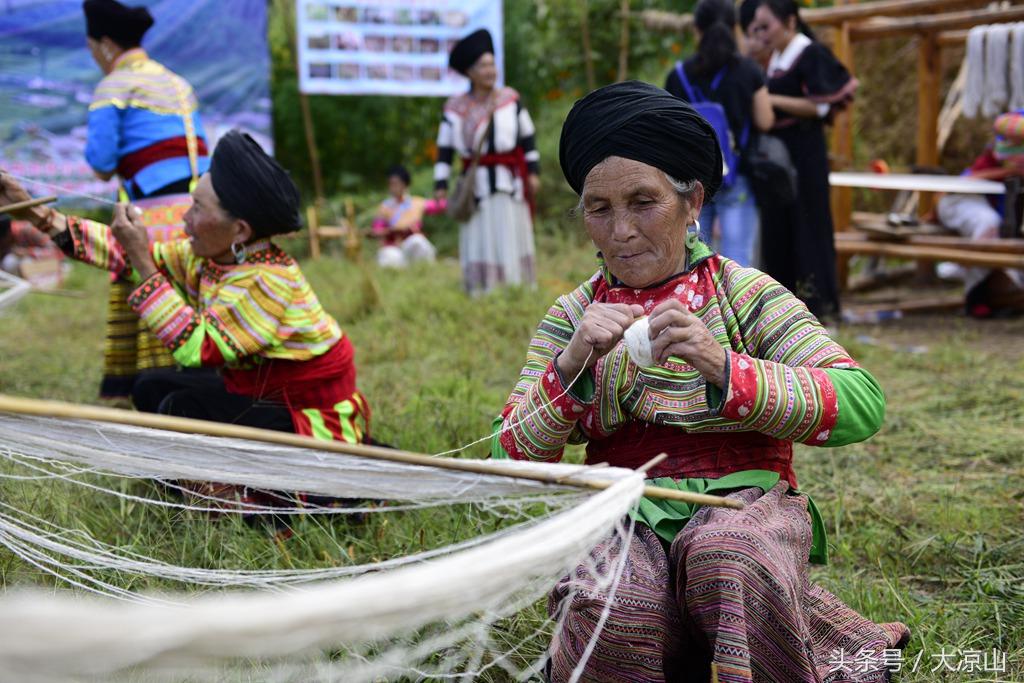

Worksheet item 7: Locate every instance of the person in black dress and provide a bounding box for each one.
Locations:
[665,0,774,267]
[747,0,857,321]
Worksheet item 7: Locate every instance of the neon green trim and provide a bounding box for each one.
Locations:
[303,409,334,441]
[171,331,204,368]
[333,399,359,443]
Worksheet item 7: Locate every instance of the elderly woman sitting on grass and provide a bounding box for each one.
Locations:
[492,81,909,683]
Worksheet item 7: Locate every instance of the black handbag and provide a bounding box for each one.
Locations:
[744,133,799,208]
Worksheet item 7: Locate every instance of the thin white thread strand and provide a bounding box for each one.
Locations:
[2,171,119,206]
[432,347,595,458]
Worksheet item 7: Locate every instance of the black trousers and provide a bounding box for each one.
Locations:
[131,368,294,433]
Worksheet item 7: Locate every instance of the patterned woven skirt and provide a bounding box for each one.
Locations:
[548,482,910,683]
[100,194,190,399]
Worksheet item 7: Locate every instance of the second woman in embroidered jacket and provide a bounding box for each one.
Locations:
[0,132,369,444]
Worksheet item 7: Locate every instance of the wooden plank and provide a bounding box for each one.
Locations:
[829,172,1003,194]
[846,295,963,313]
[838,231,1024,253]
[849,5,1024,40]
[835,239,1024,268]
[937,29,969,46]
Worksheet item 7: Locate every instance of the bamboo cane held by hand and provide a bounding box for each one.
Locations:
[0,195,57,215]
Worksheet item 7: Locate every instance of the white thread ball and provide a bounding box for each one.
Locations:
[623,316,656,368]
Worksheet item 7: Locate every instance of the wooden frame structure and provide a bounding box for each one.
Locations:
[638,0,1024,288]
[305,198,360,260]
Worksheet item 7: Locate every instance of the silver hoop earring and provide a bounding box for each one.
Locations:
[686,220,701,249]
[230,241,246,265]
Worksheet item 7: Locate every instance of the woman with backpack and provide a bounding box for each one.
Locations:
[665,0,774,267]
[746,0,858,321]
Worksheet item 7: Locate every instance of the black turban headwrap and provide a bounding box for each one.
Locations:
[448,28,494,75]
[559,81,723,201]
[83,0,154,48]
[209,130,302,238]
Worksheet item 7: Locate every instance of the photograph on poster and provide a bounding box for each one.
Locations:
[308,33,330,50]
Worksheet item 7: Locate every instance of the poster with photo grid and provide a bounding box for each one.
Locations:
[296,0,504,97]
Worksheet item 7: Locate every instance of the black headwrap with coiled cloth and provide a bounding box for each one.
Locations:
[209,130,302,238]
[559,81,723,201]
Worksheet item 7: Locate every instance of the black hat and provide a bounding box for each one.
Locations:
[83,0,154,48]
[448,28,494,75]
[209,130,302,238]
[559,81,723,201]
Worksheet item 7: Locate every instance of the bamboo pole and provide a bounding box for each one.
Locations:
[279,0,326,207]
[580,0,596,92]
[849,5,1024,40]
[0,394,745,510]
[831,17,855,290]
[617,0,631,82]
[0,195,57,214]
[630,0,1003,33]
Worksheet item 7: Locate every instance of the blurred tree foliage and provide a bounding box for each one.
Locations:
[269,0,689,197]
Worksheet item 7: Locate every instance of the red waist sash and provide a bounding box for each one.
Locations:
[585,421,798,488]
[117,136,209,181]
[461,147,534,216]
[222,336,358,413]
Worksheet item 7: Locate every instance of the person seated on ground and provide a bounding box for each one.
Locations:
[0,131,370,445]
[0,215,64,280]
[936,109,1024,318]
[371,164,442,268]
[492,82,909,682]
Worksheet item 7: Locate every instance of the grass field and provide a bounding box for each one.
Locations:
[1,234,1022,681]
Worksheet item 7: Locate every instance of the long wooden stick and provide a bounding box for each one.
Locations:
[0,394,744,510]
[0,195,57,214]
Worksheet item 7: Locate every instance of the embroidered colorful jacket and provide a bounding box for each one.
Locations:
[493,242,884,488]
[59,217,369,443]
[86,49,210,200]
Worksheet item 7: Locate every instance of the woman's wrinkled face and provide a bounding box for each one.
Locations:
[581,157,701,289]
[751,5,794,53]
[467,52,497,91]
[182,174,248,262]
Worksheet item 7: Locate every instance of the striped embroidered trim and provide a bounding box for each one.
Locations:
[128,273,200,351]
[501,359,590,462]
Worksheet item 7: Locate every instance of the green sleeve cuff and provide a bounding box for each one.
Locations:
[822,366,885,446]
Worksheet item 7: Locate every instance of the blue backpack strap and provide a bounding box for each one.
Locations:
[674,61,703,103]
[709,66,729,92]
[738,120,751,151]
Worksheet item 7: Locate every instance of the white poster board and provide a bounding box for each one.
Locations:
[296,0,504,97]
